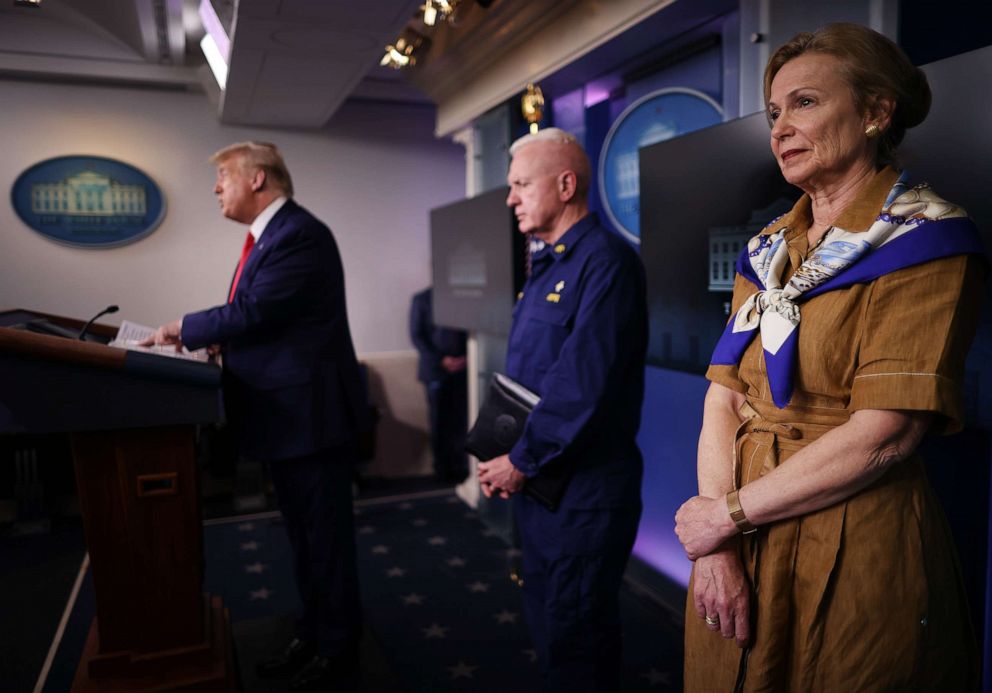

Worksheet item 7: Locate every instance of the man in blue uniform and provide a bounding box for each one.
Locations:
[477,128,647,690]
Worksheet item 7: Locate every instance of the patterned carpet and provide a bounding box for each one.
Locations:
[206,490,685,692]
[9,488,684,691]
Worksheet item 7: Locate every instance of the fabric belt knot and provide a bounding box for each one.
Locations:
[750,422,802,439]
[734,414,840,490]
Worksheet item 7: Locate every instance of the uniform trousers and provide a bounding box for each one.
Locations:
[267,446,362,658]
[515,495,641,691]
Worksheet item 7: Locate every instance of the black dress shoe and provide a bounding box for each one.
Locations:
[256,637,315,678]
[289,655,333,690]
[289,652,361,691]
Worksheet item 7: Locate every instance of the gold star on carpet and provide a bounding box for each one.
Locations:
[446,661,477,679]
[423,623,449,639]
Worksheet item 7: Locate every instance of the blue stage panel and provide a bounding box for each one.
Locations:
[633,366,707,587]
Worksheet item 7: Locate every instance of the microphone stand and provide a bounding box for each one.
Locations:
[78,305,119,341]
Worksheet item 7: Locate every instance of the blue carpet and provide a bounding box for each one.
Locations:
[19,490,684,691]
[204,491,684,691]
[0,523,90,693]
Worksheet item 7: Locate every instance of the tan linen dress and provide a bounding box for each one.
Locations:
[684,167,984,692]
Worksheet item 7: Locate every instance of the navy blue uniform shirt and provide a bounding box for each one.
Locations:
[506,212,648,508]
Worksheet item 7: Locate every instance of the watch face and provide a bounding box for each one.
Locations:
[599,88,723,244]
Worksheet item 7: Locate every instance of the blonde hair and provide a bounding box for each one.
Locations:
[210,141,294,197]
[764,23,931,167]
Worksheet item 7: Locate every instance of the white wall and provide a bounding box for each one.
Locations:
[737,0,899,116]
[0,79,465,355]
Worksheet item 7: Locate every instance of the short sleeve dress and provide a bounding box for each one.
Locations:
[683,167,984,692]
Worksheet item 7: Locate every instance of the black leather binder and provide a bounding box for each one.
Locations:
[466,373,572,510]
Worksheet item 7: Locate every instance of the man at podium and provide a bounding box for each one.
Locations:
[143,141,367,690]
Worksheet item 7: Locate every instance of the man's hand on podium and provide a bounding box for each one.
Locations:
[139,319,184,351]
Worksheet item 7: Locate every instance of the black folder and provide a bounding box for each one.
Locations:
[466,373,572,511]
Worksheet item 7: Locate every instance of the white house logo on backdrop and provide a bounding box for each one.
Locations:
[11,155,165,248]
[599,88,723,244]
[30,171,147,216]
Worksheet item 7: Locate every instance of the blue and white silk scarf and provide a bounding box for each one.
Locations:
[711,173,985,408]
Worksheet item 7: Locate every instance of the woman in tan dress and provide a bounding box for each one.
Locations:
[674,23,985,691]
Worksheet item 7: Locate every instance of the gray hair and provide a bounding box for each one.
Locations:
[509,127,580,156]
[507,127,590,201]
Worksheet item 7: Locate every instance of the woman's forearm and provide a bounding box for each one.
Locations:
[697,383,746,498]
[736,408,931,527]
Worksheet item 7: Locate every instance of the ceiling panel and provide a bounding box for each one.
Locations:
[219,0,423,127]
[0,0,436,128]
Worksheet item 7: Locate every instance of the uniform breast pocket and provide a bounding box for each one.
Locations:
[520,304,574,372]
[528,303,573,328]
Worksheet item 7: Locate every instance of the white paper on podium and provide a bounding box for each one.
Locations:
[108,320,209,362]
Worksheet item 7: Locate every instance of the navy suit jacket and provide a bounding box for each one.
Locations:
[409,288,467,384]
[182,199,367,462]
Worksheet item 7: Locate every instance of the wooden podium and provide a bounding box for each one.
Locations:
[0,309,236,692]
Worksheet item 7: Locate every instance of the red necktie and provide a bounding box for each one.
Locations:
[228,232,255,303]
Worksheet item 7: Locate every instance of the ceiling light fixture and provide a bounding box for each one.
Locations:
[381,32,425,70]
[200,33,228,89]
[198,0,230,90]
[13,0,42,7]
[521,83,545,134]
[421,0,460,27]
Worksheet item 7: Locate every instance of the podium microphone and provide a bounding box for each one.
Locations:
[78,305,119,341]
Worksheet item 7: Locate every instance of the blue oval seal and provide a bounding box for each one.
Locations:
[11,155,166,248]
[599,88,723,244]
